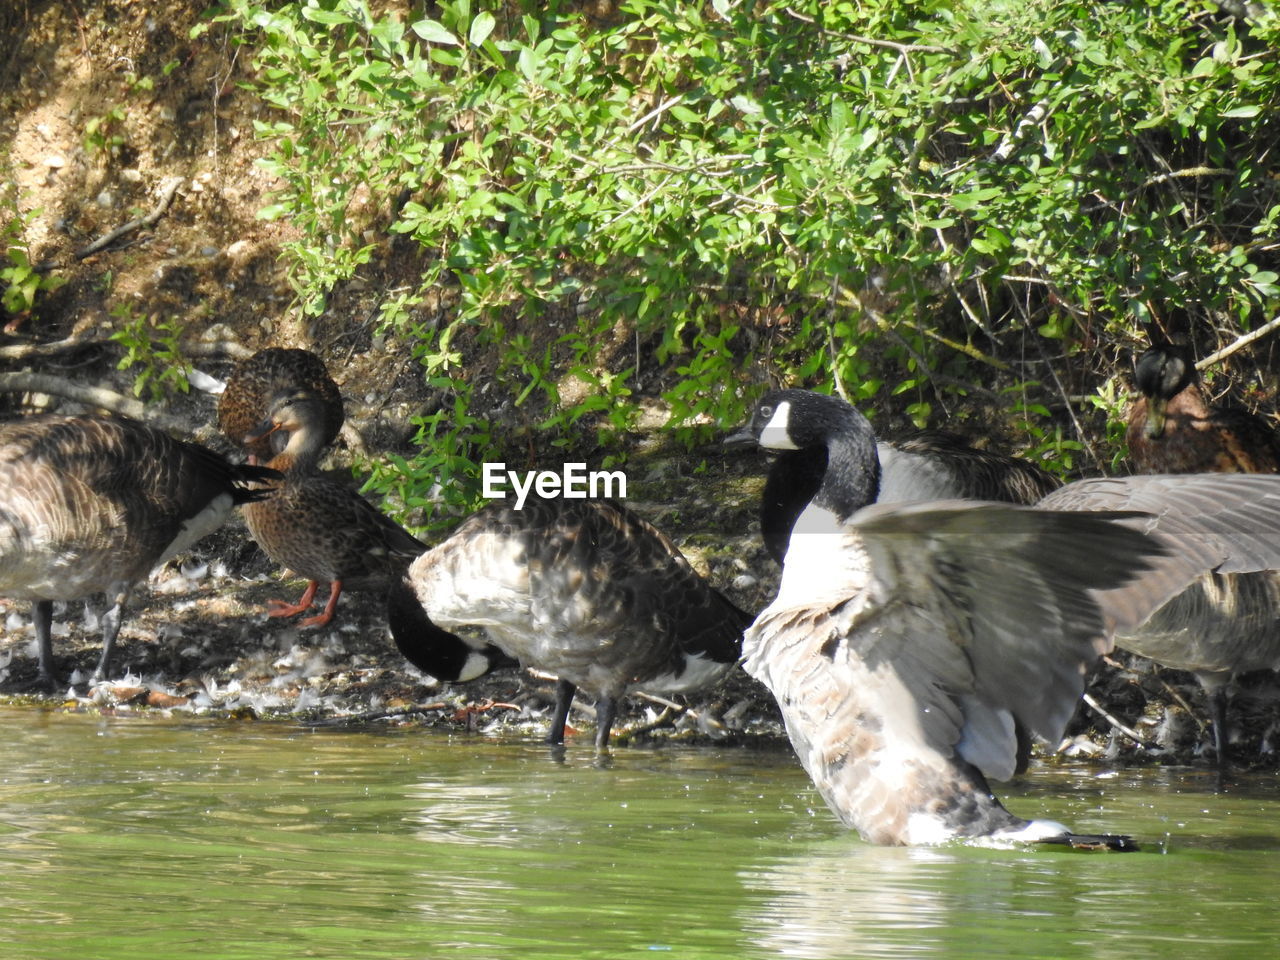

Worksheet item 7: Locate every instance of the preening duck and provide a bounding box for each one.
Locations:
[387,496,753,749]
[731,389,1280,848]
[0,414,278,687]
[1126,340,1280,474]
[242,389,425,628]
[218,348,344,464]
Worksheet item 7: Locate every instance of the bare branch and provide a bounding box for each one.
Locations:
[0,372,188,430]
[1197,313,1280,369]
[782,7,952,54]
[75,176,184,260]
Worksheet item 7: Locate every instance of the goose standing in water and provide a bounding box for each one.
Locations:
[730,389,1280,847]
[387,497,753,749]
[243,389,425,628]
[0,414,279,688]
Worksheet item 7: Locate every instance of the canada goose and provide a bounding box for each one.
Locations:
[387,496,753,749]
[731,389,1280,847]
[1043,476,1280,764]
[1119,340,1280,762]
[242,389,425,628]
[0,414,279,687]
[759,433,1060,564]
[1126,340,1280,474]
[218,348,344,464]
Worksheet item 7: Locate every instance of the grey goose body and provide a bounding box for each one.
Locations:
[387,496,752,749]
[1040,473,1280,761]
[0,414,278,686]
[757,433,1060,565]
[733,389,1280,847]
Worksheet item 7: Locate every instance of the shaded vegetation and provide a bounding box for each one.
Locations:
[191,0,1280,525]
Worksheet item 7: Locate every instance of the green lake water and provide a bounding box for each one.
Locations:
[2,707,1279,960]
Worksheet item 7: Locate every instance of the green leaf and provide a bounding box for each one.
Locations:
[469,12,496,48]
[950,187,1004,212]
[301,7,353,25]
[1222,105,1261,119]
[412,19,458,45]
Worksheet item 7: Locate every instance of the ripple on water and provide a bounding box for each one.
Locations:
[1,709,1280,959]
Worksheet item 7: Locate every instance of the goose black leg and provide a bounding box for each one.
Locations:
[1208,687,1231,774]
[594,695,618,751]
[92,587,128,682]
[546,678,576,744]
[33,599,55,689]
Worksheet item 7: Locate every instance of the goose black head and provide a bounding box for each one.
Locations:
[729,389,872,451]
[1133,342,1196,439]
[732,389,881,524]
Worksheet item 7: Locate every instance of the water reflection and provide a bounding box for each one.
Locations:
[739,764,1280,960]
[4,710,1280,960]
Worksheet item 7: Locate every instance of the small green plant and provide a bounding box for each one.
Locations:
[108,304,193,402]
[361,375,498,534]
[1,184,65,317]
[83,105,127,155]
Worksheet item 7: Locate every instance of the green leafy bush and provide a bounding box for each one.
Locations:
[206,0,1280,520]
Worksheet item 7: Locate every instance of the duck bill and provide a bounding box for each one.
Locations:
[244,416,282,446]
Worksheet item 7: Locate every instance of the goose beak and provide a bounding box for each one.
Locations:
[723,413,758,450]
[1143,397,1168,439]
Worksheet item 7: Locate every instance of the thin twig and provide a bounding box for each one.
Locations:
[625,94,685,136]
[1158,678,1209,735]
[1082,692,1158,751]
[991,98,1050,162]
[75,177,183,260]
[1196,314,1280,370]
[782,7,952,53]
[0,335,252,362]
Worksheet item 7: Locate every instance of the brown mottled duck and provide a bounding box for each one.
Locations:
[242,389,424,629]
[218,348,344,464]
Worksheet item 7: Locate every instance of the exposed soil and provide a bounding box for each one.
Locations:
[1,1,1277,771]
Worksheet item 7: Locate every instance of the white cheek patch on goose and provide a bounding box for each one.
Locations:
[758,400,799,450]
[457,649,495,682]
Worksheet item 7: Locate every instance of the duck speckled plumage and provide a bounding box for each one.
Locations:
[734,389,1280,848]
[243,389,425,628]
[218,348,344,463]
[1126,341,1280,474]
[0,414,279,686]
[387,496,753,749]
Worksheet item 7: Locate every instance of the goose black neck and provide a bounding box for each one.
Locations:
[386,580,473,681]
[811,416,880,521]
